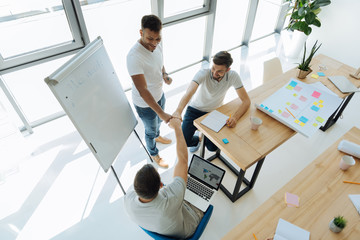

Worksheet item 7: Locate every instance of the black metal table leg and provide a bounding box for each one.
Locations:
[206,149,266,202]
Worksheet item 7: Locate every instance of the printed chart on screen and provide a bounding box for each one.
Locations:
[255,79,342,137]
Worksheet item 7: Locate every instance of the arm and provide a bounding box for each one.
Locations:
[131,74,172,123]
[168,118,188,182]
[226,87,251,128]
[162,66,172,85]
[173,81,199,120]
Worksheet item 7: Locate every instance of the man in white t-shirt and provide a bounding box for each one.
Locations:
[127,15,172,168]
[173,51,251,152]
[124,118,204,239]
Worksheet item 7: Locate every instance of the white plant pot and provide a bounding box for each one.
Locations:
[329,219,343,233]
[282,30,308,59]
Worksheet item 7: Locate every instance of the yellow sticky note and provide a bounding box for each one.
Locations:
[300,122,305,126]
[293,93,298,97]
[286,102,291,105]
[313,102,318,105]
[316,116,324,123]
[278,109,282,113]
[311,74,319,79]
[319,100,324,103]
[319,104,324,108]
[313,123,318,127]
[295,119,300,124]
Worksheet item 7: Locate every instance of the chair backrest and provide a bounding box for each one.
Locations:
[140,205,214,240]
[263,57,283,83]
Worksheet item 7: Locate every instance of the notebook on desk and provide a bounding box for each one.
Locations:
[328,76,360,93]
[184,154,225,212]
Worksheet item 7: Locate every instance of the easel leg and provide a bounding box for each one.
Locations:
[133,129,153,162]
[111,166,126,195]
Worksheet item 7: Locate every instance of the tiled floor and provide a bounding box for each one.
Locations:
[1,19,360,240]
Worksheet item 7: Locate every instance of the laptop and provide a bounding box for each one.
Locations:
[328,76,360,93]
[184,154,225,212]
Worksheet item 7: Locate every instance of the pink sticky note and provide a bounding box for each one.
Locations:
[285,192,299,207]
[294,85,302,92]
[312,91,321,98]
[290,104,299,110]
[299,95,307,102]
[281,111,290,118]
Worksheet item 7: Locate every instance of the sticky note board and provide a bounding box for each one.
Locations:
[255,79,343,137]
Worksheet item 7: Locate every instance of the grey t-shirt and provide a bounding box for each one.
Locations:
[124,177,201,238]
[189,69,243,112]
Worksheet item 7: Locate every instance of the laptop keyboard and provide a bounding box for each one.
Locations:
[187,177,214,201]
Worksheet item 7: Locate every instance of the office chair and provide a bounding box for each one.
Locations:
[140,204,214,240]
[263,57,283,83]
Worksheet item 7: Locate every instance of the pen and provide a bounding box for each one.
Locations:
[343,180,360,185]
[227,114,231,126]
[285,107,296,119]
[253,233,258,240]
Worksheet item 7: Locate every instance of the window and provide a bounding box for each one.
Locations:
[0,0,88,74]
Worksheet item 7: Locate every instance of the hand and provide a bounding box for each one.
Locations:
[159,112,172,123]
[163,75,172,85]
[172,111,182,121]
[226,116,237,128]
[168,117,182,129]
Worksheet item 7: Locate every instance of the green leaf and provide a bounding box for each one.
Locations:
[316,0,331,7]
[313,19,321,27]
[305,12,316,24]
[304,26,312,35]
[298,6,306,16]
[291,11,302,19]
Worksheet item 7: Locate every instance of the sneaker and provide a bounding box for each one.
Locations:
[151,155,169,169]
[155,136,172,144]
[189,141,201,153]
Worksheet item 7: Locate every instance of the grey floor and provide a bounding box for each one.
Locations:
[1,32,360,240]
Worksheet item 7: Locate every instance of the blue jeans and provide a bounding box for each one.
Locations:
[182,106,218,152]
[135,94,165,156]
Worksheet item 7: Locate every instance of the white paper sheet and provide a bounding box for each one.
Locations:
[200,110,229,133]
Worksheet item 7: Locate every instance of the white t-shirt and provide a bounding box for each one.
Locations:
[124,177,201,239]
[127,41,164,108]
[189,69,243,112]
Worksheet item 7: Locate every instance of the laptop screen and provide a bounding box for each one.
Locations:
[188,154,225,190]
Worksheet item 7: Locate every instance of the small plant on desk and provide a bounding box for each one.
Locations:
[297,40,322,79]
[329,215,347,233]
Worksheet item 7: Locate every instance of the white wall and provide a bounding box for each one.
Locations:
[308,0,360,68]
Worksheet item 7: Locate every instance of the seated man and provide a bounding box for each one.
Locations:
[173,51,251,152]
[124,118,204,239]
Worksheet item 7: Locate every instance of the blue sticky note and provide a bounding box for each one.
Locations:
[260,104,264,108]
[222,138,229,144]
[299,116,308,123]
[289,81,298,87]
[269,109,274,113]
[311,105,320,112]
[265,106,269,110]
[317,72,325,76]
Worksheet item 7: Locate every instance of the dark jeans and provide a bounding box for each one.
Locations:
[134,94,165,156]
[182,106,218,152]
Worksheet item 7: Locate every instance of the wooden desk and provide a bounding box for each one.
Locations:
[194,54,357,202]
[223,127,360,240]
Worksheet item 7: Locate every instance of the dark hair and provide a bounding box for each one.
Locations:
[213,51,233,68]
[134,164,161,199]
[141,14,162,32]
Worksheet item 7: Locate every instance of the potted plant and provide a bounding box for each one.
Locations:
[283,0,330,58]
[297,40,321,79]
[329,215,347,233]
[285,0,332,36]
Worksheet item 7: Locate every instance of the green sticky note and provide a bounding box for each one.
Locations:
[286,85,294,90]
